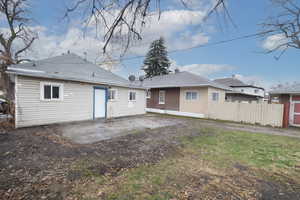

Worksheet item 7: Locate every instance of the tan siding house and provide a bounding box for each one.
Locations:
[142,71,230,118]
[8,53,146,128]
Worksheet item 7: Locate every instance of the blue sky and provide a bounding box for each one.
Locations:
[16,0,300,89]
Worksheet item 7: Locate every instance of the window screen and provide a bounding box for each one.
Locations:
[212,92,219,101]
[108,90,116,100]
[52,86,60,99]
[44,85,51,99]
[129,92,136,101]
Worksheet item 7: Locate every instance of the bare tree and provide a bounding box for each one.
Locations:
[64,0,227,54]
[0,0,37,102]
[261,0,300,58]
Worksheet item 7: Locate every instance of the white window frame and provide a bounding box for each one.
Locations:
[159,90,165,104]
[40,82,64,101]
[212,92,219,102]
[128,91,136,101]
[108,89,117,101]
[146,90,151,99]
[185,91,198,101]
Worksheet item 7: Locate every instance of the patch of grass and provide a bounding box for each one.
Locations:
[181,128,300,171]
[70,127,300,199]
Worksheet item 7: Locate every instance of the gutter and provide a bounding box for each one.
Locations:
[6,70,146,90]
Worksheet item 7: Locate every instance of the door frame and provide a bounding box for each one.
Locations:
[289,94,300,127]
[93,86,108,120]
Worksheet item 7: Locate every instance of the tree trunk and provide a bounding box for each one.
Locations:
[0,70,15,127]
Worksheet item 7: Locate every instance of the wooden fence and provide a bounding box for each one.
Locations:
[208,102,284,127]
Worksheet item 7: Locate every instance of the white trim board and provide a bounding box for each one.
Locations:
[145,108,205,118]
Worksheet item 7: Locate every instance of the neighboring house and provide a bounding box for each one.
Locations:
[214,76,265,103]
[135,71,229,118]
[269,83,300,127]
[6,53,146,128]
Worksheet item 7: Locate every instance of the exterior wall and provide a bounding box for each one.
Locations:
[147,86,226,117]
[179,87,226,116]
[16,75,146,127]
[146,88,180,111]
[232,86,265,97]
[208,102,284,127]
[16,76,94,127]
[179,87,209,115]
[107,86,146,118]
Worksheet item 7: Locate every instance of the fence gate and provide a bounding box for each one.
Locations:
[290,95,300,127]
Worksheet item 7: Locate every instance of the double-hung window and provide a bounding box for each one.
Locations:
[146,90,151,99]
[108,89,117,101]
[212,92,219,101]
[186,91,198,100]
[41,82,63,101]
[159,90,165,104]
[129,91,136,101]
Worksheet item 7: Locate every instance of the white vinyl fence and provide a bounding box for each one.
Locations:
[208,102,284,127]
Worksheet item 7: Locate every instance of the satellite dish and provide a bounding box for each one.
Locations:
[139,75,145,81]
[128,75,136,82]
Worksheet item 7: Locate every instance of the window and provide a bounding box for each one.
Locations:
[146,90,151,99]
[40,83,63,101]
[129,91,136,101]
[254,89,259,94]
[159,90,165,104]
[44,85,51,99]
[108,89,117,100]
[186,91,198,100]
[212,92,219,101]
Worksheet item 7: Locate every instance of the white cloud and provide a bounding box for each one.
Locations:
[170,60,235,76]
[262,34,287,51]
[2,7,211,64]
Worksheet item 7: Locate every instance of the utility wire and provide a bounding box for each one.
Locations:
[116,30,274,63]
[27,30,274,65]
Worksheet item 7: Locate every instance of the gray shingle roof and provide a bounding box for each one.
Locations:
[214,77,264,90]
[7,53,144,89]
[269,83,300,94]
[134,71,231,90]
[213,78,249,87]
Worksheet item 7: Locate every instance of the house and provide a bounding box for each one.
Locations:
[6,53,146,128]
[269,83,300,127]
[135,71,230,118]
[214,76,265,103]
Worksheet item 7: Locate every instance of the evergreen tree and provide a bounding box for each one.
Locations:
[142,37,171,78]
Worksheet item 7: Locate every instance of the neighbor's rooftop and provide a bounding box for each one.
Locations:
[135,71,231,90]
[269,83,300,94]
[214,77,264,90]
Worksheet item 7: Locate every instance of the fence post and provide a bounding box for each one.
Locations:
[282,102,290,128]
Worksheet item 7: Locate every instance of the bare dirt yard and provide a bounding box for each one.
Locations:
[0,114,300,200]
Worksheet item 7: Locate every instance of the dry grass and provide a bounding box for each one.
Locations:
[68,127,300,200]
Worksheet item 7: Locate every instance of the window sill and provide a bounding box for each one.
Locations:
[40,99,63,102]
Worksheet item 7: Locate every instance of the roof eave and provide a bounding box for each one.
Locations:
[144,84,229,90]
[6,71,146,90]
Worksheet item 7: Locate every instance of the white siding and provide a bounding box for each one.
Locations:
[16,76,94,127]
[233,87,265,97]
[16,76,146,127]
[107,86,146,118]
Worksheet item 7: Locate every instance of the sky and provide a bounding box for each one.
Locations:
[2,0,299,90]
